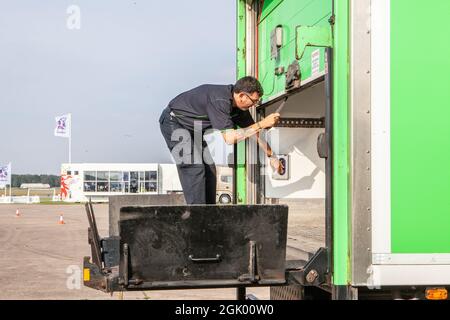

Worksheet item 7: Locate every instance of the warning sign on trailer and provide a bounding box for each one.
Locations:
[311,49,321,77]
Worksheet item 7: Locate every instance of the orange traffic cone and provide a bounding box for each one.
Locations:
[58,214,65,225]
[15,209,21,217]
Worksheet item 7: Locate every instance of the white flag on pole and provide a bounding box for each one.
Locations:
[0,163,11,186]
[54,114,71,138]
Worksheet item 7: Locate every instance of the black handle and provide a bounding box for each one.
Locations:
[189,254,221,263]
[317,132,328,159]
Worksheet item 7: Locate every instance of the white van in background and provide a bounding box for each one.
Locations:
[216,166,232,204]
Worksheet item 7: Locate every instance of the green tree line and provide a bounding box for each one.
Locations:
[11,174,60,188]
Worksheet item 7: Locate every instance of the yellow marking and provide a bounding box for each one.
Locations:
[83,268,90,282]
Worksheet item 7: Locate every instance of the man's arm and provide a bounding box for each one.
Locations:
[221,113,280,145]
[254,133,284,174]
[255,133,273,157]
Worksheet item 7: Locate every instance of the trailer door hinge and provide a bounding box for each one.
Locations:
[328,14,336,26]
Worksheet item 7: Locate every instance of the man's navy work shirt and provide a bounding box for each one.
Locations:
[168,84,255,132]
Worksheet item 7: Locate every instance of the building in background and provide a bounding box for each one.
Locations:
[60,163,182,202]
[60,163,234,203]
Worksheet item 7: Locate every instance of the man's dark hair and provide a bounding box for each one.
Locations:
[233,76,264,96]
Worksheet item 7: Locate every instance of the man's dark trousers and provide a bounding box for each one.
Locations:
[159,107,217,204]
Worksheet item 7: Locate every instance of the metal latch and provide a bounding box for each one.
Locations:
[238,241,260,283]
[285,61,301,91]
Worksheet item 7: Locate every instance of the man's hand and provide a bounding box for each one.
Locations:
[259,113,280,129]
[269,156,285,175]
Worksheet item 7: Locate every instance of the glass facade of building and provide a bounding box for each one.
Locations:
[83,170,158,193]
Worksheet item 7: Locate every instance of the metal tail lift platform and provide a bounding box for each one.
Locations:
[84,202,296,292]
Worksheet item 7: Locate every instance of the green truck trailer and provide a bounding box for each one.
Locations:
[234,0,450,299]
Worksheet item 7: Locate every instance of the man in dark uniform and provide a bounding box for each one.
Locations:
[159,76,282,204]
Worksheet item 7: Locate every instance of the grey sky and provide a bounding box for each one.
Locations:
[0,1,236,174]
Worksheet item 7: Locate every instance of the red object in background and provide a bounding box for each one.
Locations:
[60,175,72,200]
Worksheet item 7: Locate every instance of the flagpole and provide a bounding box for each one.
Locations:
[69,135,72,163]
[9,163,11,202]
[69,113,72,163]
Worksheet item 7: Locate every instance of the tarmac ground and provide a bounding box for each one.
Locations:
[0,202,324,300]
